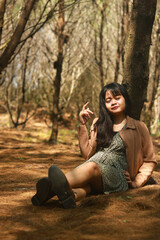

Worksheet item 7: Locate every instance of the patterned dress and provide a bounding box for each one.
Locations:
[79,132,128,194]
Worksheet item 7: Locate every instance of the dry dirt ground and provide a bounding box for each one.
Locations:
[0,114,160,240]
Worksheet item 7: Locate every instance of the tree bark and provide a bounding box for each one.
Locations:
[49,0,65,143]
[114,0,129,82]
[6,42,33,128]
[123,0,157,120]
[146,23,160,131]
[93,1,108,89]
[0,0,37,74]
[149,28,160,113]
[99,8,105,88]
[0,0,6,44]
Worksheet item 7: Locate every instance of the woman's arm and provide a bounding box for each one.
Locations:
[134,162,156,188]
[78,118,98,160]
[134,122,157,187]
[78,102,98,160]
[125,122,157,188]
[124,161,156,188]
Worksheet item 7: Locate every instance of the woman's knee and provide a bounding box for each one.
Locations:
[86,162,101,177]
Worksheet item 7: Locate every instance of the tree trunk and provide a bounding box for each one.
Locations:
[0,0,37,74]
[49,0,65,143]
[114,0,129,82]
[149,28,160,114]
[93,1,108,89]
[146,22,160,131]
[123,0,157,120]
[99,8,105,88]
[0,0,6,44]
[6,44,32,128]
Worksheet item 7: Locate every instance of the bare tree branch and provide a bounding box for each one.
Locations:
[0,0,38,74]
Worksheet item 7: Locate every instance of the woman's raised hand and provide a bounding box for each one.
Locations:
[79,102,94,125]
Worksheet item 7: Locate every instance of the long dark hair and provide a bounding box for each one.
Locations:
[95,82,131,149]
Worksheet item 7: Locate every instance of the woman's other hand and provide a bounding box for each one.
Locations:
[124,170,137,188]
[79,102,94,125]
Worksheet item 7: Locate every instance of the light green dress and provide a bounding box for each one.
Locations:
[80,132,128,194]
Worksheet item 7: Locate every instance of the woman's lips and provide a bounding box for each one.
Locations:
[111,106,119,110]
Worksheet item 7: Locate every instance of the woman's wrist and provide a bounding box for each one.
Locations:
[79,122,86,126]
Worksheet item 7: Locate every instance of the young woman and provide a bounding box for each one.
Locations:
[31,82,157,209]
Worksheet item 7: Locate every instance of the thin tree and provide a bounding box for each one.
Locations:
[123,0,157,120]
[93,0,108,88]
[49,0,65,143]
[114,0,129,82]
[5,41,36,128]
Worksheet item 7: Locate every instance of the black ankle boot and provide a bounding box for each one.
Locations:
[48,165,76,209]
[31,177,55,206]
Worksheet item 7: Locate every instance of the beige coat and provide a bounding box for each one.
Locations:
[78,116,157,188]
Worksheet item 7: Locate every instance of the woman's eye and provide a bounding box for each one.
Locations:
[115,96,120,100]
[105,99,111,103]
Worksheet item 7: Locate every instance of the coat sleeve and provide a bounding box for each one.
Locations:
[134,122,157,187]
[78,118,98,160]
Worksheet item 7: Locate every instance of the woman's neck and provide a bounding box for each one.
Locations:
[113,114,127,132]
[113,113,126,124]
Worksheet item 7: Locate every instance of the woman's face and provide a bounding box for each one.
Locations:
[105,90,126,116]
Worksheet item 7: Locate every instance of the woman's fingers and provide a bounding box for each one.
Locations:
[82,102,94,114]
[124,170,131,182]
[126,178,131,182]
[123,170,137,188]
[83,115,88,121]
[79,102,94,124]
[124,170,130,176]
[83,109,93,118]
[81,104,93,118]
[86,109,94,115]
[127,180,132,183]
[82,102,89,110]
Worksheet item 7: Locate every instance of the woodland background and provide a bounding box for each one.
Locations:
[0,0,160,141]
[0,1,160,240]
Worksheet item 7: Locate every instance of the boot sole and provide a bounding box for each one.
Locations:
[31,178,52,206]
[48,165,76,209]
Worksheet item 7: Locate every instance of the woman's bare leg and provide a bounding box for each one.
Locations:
[73,185,91,201]
[65,162,103,195]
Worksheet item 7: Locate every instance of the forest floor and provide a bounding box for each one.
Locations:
[0,113,160,240]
